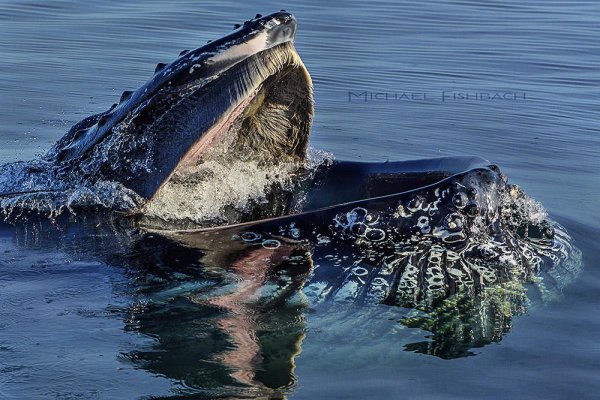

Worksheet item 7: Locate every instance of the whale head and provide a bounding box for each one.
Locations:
[51,11,313,203]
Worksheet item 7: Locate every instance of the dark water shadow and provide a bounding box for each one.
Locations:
[0,211,582,398]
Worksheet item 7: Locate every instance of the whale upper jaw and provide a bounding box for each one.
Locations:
[48,11,313,202]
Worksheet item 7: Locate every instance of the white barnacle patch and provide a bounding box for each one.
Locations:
[316,234,331,245]
[432,226,466,244]
[332,207,386,242]
[428,198,442,216]
[406,196,424,213]
[189,64,202,74]
[365,212,379,223]
[394,203,412,218]
[427,212,467,243]
[365,228,385,242]
[424,246,447,295]
[239,231,262,242]
[477,242,499,258]
[452,192,468,209]
[417,216,431,234]
[445,213,463,231]
[366,276,390,302]
[288,222,301,239]
[352,266,369,277]
[499,253,518,268]
[261,239,281,249]
[398,262,419,290]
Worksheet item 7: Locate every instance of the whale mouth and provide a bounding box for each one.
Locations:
[171,42,313,176]
[142,40,314,225]
[46,12,313,201]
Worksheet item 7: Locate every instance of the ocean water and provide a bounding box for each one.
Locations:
[1,1,599,399]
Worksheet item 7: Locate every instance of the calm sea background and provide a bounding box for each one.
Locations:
[1,0,599,399]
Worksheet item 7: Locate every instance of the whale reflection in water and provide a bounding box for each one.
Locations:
[3,156,582,399]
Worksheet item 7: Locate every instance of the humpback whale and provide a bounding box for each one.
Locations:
[0,11,582,372]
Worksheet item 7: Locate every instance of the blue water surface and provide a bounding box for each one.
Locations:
[0,1,599,399]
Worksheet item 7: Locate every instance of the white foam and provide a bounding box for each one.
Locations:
[143,158,300,225]
[512,191,548,224]
[0,180,143,219]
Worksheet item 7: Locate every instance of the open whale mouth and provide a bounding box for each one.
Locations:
[171,41,313,175]
[109,12,313,224]
[142,36,314,225]
[136,12,314,202]
[49,12,313,214]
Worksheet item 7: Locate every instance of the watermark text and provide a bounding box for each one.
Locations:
[348,90,527,102]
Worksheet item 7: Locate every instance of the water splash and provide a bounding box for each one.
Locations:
[142,158,302,226]
[0,143,332,225]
